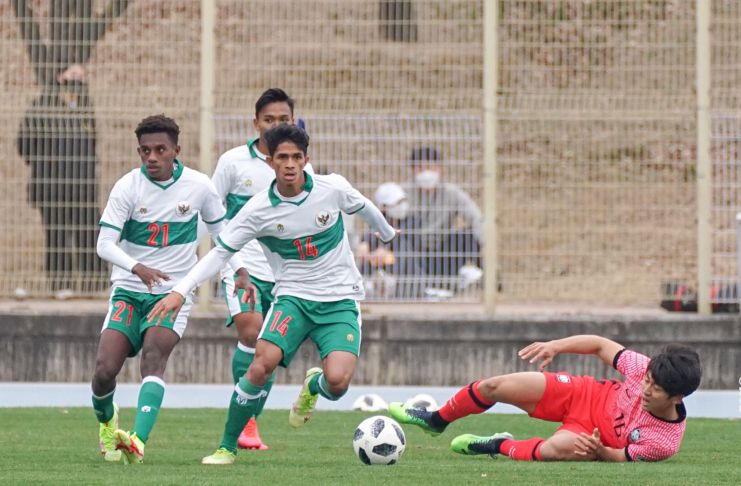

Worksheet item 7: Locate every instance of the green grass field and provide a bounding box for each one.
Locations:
[1,408,739,485]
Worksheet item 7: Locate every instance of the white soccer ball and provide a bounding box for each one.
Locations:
[352,393,388,412]
[403,393,439,411]
[352,415,406,465]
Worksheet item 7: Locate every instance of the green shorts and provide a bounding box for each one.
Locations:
[101,287,192,357]
[258,296,361,367]
[222,275,275,326]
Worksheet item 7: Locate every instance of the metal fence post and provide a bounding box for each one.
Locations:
[483,0,498,315]
[696,0,712,315]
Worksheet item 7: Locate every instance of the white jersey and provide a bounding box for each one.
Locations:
[217,172,366,301]
[100,162,226,294]
[212,138,313,282]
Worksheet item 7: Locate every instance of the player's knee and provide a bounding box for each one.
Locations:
[539,442,576,461]
[234,313,261,347]
[477,375,505,402]
[323,369,352,397]
[139,348,167,377]
[93,358,118,386]
[247,357,276,384]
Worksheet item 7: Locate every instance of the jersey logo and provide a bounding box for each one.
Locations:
[315,210,331,227]
[243,178,252,187]
[629,428,641,443]
[556,374,571,384]
[176,201,191,216]
[346,333,354,342]
[138,207,148,214]
[277,223,285,233]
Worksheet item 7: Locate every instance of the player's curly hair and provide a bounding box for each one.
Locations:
[264,124,309,156]
[135,114,180,145]
[648,344,701,397]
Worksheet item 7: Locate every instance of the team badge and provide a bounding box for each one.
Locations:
[243,178,252,187]
[315,210,331,227]
[277,223,285,232]
[346,334,354,342]
[629,428,641,443]
[176,201,191,216]
[138,207,148,214]
[556,374,571,384]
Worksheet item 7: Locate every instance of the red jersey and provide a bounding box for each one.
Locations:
[608,349,687,461]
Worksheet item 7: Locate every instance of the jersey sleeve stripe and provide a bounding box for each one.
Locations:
[203,215,226,224]
[216,235,238,253]
[346,202,365,215]
[99,221,122,232]
[612,348,626,370]
[624,447,634,461]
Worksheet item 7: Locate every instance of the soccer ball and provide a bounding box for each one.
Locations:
[352,415,406,465]
[352,393,388,412]
[403,393,439,411]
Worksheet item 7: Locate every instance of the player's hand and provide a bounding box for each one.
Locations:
[574,428,603,459]
[132,263,171,292]
[518,341,559,371]
[147,291,184,326]
[234,270,256,313]
[374,229,401,242]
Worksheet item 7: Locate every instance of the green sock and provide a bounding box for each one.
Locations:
[254,372,275,418]
[308,372,346,401]
[220,376,269,452]
[231,343,253,384]
[92,388,115,423]
[132,377,166,443]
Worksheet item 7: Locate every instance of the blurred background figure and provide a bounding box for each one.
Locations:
[402,147,483,296]
[11,0,131,296]
[356,182,425,299]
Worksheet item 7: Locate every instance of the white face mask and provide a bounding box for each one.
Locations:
[415,169,440,189]
[386,200,409,220]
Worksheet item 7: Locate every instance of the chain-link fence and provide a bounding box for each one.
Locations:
[1,1,740,309]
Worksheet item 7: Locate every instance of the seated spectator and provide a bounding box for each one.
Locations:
[355,183,425,299]
[401,147,482,288]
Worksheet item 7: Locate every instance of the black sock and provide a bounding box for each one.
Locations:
[429,411,450,430]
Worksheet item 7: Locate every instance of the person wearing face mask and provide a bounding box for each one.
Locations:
[402,147,483,291]
[16,64,106,296]
[355,183,425,299]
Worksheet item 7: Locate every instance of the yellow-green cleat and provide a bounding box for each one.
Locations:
[114,430,144,464]
[98,403,122,462]
[388,402,446,436]
[202,447,237,465]
[288,367,322,428]
[450,432,514,457]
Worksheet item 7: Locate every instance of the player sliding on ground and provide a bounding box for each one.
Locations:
[92,115,244,463]
[148,124,398,465]
[389,335,702,462]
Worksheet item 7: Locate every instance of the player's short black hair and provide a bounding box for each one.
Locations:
[264,124,310,156]
[410,146,440,166]
[135,114,180,145]
[648,344,701,397]
[255,88,295,117]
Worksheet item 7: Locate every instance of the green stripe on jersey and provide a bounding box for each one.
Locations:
[225,193,251,220]
[121,214,198,248]
[258,216,344,261]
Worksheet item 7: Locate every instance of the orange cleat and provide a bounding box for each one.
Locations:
[237,417,269,450]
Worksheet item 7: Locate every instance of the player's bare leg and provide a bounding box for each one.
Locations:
[91,329,131,462]
[290,351,357,428]
[233,311,269,450]
[115,327,179,464]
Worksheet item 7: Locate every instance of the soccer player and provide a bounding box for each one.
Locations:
[211,88,314,450]
[389,335,702,462]
[148,124,398,465]
[92,114,244,463]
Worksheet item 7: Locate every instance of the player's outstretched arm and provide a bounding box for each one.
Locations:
[355,197,397,243]
[519,335,623,370]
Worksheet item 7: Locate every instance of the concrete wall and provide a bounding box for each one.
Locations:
[1,311,738,388]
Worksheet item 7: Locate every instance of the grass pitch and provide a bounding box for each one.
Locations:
[0,408,738,485]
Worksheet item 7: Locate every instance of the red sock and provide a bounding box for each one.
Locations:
[437,381,495,423]
[499,438,544,461]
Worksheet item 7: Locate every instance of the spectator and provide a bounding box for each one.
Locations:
[355,183,425,299]
[402,147,482,290]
